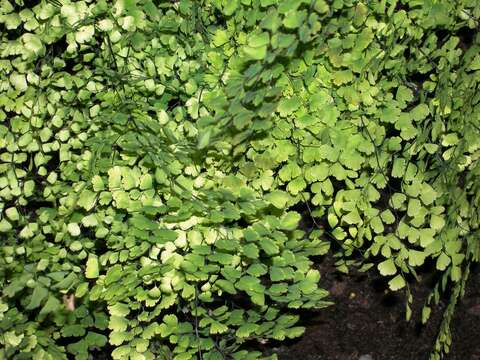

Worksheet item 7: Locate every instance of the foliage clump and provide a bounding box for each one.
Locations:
[0,0,479,359]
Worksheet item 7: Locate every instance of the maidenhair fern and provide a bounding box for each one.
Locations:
[1,1,479,359]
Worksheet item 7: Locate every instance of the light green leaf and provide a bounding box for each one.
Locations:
[378,258,397,276]
[22,33,44,56]
[248,32,270,47]
[287,177,306,195]
[109,303,130,317]
[280,211,301,231]
[408,249,426,266]
[390,193,406,209]
[265,190,290,209]
[223,0,239,15]
[441,133,459,146]
[75,25,95,43]
[380,210,395,224]
[388,274,405,291]
[430,214,445,230]
[419,228,435,247]
[197,129,212,149]
[343,209,362,224]
[68,223,81,237]
[92,175,105,191]
[78,190,97,211]
[259,239,279,255]
[410,104,429,121]
[85,255,99,279]
[10,73,27,92]
[130,214,157,230]
[407,198,421,217]
[216,280,237,294]
[5,207,20,221]
[278,97,301,117]
[0,219,12,232]
[243,45,267,60]
[436,252,451,271]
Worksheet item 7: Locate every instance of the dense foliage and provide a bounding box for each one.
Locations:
[1,0,479,359]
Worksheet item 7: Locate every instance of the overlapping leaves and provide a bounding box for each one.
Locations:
[1,0,479,359]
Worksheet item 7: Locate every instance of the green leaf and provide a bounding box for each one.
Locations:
[85,255,99,279]
[468,54,480,70]
[436,252,451,271]
[328,213,338,228]
[396,86,413,103]
[285,326,305,339]
[243,45,267,60]
[197,129,212,149]
[410,104,429,121]
[247,263,268,277]
[75,25,95,43]
[378,258,397,276]
[251,292,265,306]
[22,33,44,56]
[278,0,303,13]
[243,243,259,258]
[430,214,445,231]
[92,175,105,191]
[62,325,86,337]
[39,295,61,315]
[422,306,431,324]
[380,210,395,224]
[278,97,301,117]
[420,185,437,205]
[343,209,362,224]
[391,158,406,178]
[54,272,77,290]
[283,10,305,29]
[210,321,229,334]
[130,214,157,230]
[154,229,178,243]
[265,190,290,208]
[82,214,99,227]
[279,211,301,231]
[408,250,426,266]
[407,198,421,217]
[109,316,129,332]
[75,282,89,298]
[390,193,406,209]
[261,0,277,6]
[10,73,27,92]
[259,239,279,255]
[270,266,286,282]
[419,228,435,247]
[78,190,97,211]
[69,241,83,251]
[223,0,239,15]
[279,163,301,181]
[109,303,130,317]
[216,280,237,294]
[236,323,259,338]
[68,223,81,237]
[287,177,306,195]
[26,285,48,310]
[0,219,12,232]
[388,274,405,291]
[248,32,270,47]
[370,216,384,234]
[5,207,20,221]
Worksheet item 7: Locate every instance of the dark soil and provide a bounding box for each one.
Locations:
[263,258,480,360]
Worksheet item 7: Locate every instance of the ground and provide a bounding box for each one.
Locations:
[263,257,480,360]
